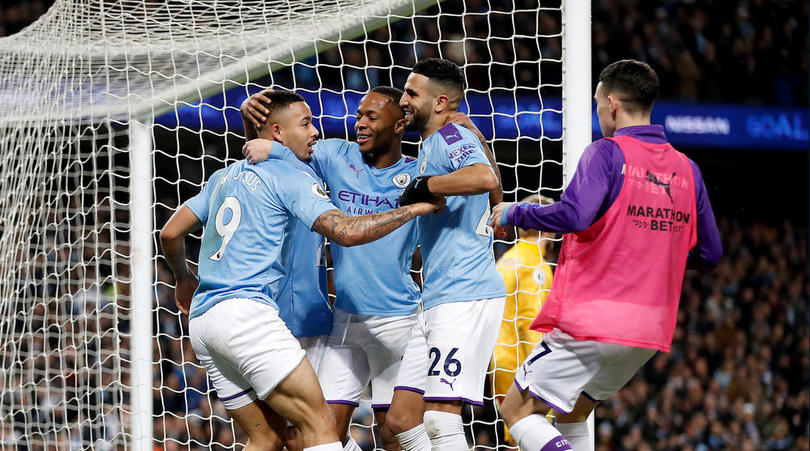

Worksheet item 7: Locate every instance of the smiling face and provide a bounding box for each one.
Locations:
[273,101,319,162]
[399,73,434,133]
[354,92,404,154]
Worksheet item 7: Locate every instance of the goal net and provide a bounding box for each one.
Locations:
[0,0,589,449]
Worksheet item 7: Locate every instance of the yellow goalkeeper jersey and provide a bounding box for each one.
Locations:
[491,237,554,403]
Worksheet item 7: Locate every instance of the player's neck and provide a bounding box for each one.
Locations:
[420,112,450,140]
[614,113,651,131]
[364,141,403,169]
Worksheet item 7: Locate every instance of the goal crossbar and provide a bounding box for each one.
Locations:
[0,0,438,125]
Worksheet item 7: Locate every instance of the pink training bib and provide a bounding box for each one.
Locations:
[531,135,698,352]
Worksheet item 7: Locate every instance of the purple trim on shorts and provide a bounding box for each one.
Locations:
[581,391,602,403]
[219,388,254,402]
[423,396,484,407]
[327,400,360,407]
[394,385,425,395]
[541,436,572,451]
[371,403,391,410]
[513,378,571,414]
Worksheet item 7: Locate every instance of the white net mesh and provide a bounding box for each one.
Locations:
[0,0,567,449]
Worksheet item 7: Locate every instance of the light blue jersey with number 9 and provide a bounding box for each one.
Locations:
[184,159,336,319]
[416,123,506,309]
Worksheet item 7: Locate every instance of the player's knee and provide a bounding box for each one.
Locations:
[244,433,285,451]
[499,393,523,427]
[288,402,335,434]
[385,406,419,436]
[423,410,460,439]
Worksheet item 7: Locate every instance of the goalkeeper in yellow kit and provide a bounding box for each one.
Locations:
[490,194,556,443]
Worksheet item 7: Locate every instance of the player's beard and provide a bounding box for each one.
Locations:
[404,106,429,133]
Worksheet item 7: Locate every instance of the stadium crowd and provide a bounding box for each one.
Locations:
[2,0,807,106]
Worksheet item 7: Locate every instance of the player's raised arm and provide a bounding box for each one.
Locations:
[447,112,503,205]
[159,205,202,315]
[312,201,443,247]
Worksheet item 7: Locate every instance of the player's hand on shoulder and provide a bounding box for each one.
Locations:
[243,139,273,164]
[174,273,199,316]
[490,202,513,237]
[399,175,433,206]
[240,89,275,129]
[446,112,483,138]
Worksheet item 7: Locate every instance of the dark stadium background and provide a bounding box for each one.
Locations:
[3,1,807,450]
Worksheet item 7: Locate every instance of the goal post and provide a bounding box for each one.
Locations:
[561,1,594,446]
[0,1,592,449]
[128,119,154,451]
[562,0,592,186]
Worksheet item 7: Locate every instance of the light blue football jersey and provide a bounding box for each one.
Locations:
[269,147,332,337]
[415,123,506,309]
[184,158,336,320]
[307,139,421,316]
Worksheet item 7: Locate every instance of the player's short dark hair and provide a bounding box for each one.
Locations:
[369,86,405,117]
[412,58,466,93]
[598,60,659,112]
[264,90,307,123]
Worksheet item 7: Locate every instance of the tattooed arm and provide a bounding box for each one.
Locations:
[312,201,442,247]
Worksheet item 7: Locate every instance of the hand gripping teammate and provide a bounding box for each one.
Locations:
[160,91,444,451]
[396,58,507,450]
[241,86,498,451]
[489,60,723,451]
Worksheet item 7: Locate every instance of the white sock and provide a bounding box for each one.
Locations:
[509,414,571,451]
[557,422,591,451]
[304,441,343,451]
[395,423,431,451]
[343,435,363,451]
[423,410,468,451]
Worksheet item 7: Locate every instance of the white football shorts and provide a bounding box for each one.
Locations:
[514,329,657,414]
[298,334,327,373]
[398,297,506,405]
[318,308,419,408]
[189,297,305,410]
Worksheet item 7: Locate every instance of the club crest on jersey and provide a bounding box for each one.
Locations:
[311,183,329,200]
[420,158,427,175]
[531,268,546,285]
[392,173,411,188]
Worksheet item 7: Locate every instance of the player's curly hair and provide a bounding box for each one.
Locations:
[598,59,659,112]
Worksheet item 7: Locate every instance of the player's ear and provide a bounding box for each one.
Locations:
[433,94,450,113]
[271,123,283,142]
[393,118,406,135]
[607,94,619,120]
